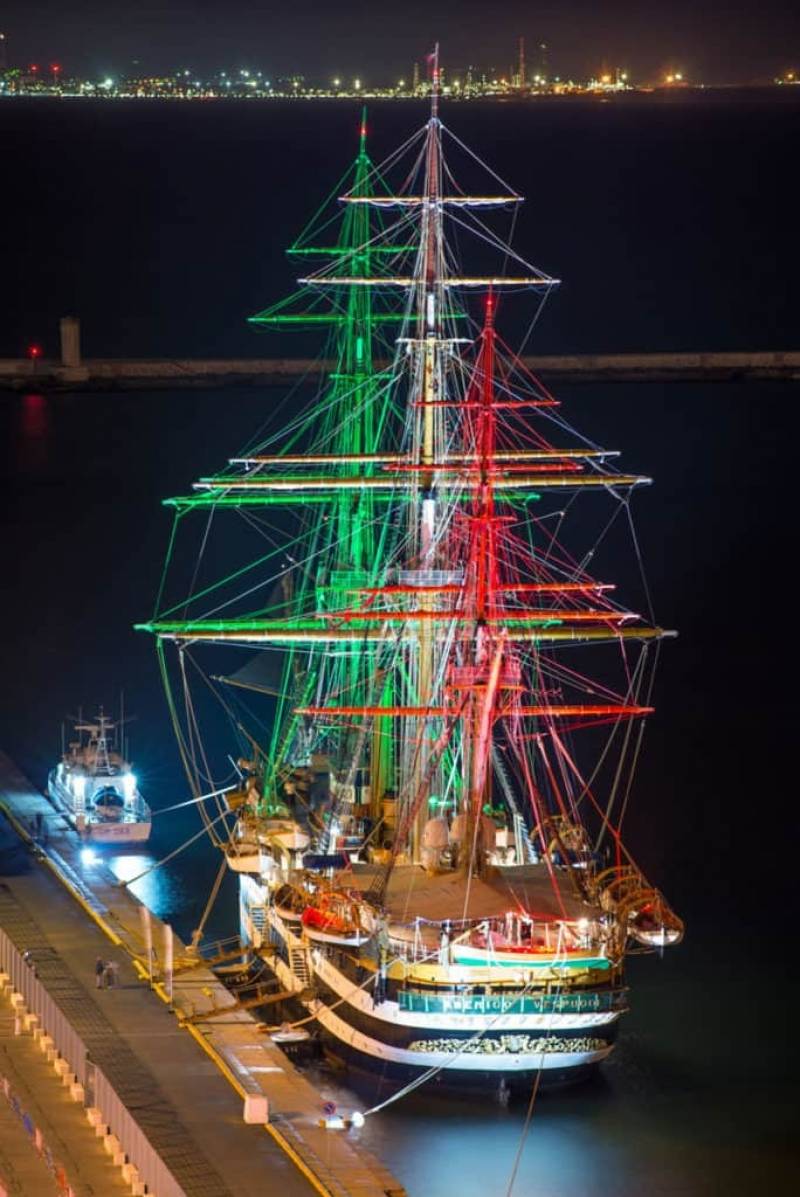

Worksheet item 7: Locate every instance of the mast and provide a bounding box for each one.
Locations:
[410,46,444,858]
[458,293,500,873]
[257,111,394,815]
[141,71,677,910]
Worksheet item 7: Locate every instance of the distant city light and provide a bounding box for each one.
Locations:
[0,56,750,101]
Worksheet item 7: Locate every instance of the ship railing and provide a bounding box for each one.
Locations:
[195,933,245,963]
[387,914,607,963]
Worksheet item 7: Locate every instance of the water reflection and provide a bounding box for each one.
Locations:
[18,393,51,470]
[296,1053,728,1197]
[107,851,185,919]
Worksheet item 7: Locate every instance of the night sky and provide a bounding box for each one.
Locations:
[2,0,800,83]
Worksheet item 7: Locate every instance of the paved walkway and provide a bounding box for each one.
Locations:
[0,753,403,1197]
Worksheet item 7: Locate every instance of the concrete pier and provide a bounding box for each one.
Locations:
[0,751,406,1197]
[1,331,798,394]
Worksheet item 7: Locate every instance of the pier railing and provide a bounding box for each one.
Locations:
[0,926,188,1197]
[0,929,88,1085]
[93,1067,186,1197]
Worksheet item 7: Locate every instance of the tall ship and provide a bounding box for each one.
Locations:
[140,59,682,1091]
[48,711,152,843]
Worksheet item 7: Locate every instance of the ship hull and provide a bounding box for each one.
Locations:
[47,771,152,844]
[318,1036,607,1093]
[244,899,619,1091]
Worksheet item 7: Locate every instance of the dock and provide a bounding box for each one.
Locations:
[1,318,798,391]
[0,751,405,1197]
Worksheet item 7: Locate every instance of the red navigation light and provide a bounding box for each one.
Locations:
[51,63,61,74]
[28,344,42,360]
[30,64,39,73]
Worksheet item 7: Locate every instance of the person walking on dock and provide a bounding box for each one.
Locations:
[95,956,106,989]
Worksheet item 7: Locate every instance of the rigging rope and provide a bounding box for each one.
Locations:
[150,783,238,816]
[118,807,232,888]
[191,854,229,947]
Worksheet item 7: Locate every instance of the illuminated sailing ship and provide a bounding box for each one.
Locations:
[140,59,682,1090]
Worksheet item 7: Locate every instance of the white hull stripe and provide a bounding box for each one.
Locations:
[311,949,619,1032]
[269,953,614,1073]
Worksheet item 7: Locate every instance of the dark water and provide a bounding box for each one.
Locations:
[1,96,798,1192]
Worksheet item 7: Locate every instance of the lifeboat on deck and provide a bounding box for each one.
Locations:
[452,925,607,969]
[224,824,262,873]
[301,891,370,946]
[595,866,684,948]
[626,894,684,947]
[272,883,307,923]
[262,818,311,853]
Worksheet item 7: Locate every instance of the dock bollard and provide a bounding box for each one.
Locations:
[243,1094,269,1124]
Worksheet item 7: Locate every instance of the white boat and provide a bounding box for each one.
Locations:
[48,712,152,843]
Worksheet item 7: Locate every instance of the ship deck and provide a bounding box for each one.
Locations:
[343,862,596,923]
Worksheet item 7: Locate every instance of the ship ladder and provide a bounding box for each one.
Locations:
[289,944,312,986]
[248,904,266,948]
[492,745,537,862]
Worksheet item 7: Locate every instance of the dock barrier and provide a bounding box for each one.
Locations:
[0,928,187,1197]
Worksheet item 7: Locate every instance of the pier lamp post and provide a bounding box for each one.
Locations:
[27,344,42,374]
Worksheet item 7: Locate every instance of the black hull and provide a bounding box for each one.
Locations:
[311,970,619,1053]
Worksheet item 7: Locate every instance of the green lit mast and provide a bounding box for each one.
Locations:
[248,110,397,809]
[143,114,405,827]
